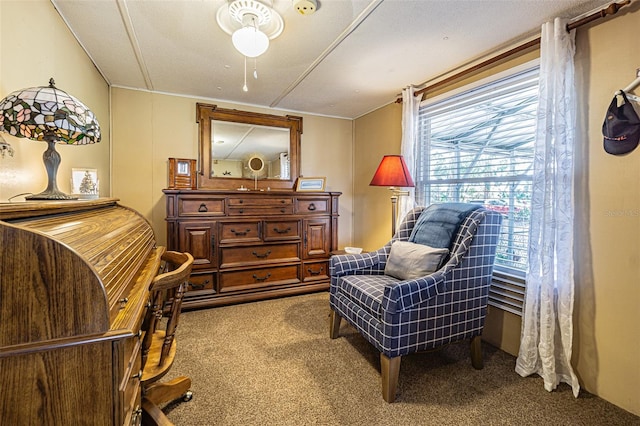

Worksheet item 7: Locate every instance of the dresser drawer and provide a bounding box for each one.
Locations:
[228,197,292,207]
[186,272,216,294]
[228,206,294,216]
[220,243,300,268]
[263,220,301,241]
[178,197,226,216]
[122,376,141,426]
[295,197,330,214]
[303,261,330,282]
[120,336,142,426]
[219,265,300,292]
[228,196,294,216]
[120,336,142,391]
[220,221,261,243]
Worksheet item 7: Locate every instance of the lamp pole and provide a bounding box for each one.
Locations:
[390,189,398,237]
[389,187,410,237]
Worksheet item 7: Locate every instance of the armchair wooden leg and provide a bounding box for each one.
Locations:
[470,335,483,370]
[380,354,401,403]
[329,309,342,339]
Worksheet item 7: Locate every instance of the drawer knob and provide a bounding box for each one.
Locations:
[231,228,250,236]
[307,203,316,211]
[252,273,271,282]
[119,297,129,309]
[273,227,291,234]
[132,369,143,379]
[252,250,272,259]
[198,203,208,212]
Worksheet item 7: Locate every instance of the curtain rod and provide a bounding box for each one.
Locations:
[396,0,631,103]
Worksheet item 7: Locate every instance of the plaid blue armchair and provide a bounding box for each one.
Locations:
[329,204,502,402]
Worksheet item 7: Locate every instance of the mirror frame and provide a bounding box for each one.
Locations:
[196,103,302,191]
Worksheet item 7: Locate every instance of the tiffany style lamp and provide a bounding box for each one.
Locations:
[0,78,101,200]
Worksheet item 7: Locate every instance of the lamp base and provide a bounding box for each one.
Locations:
[26,190,78,201]
[27,136,78,201]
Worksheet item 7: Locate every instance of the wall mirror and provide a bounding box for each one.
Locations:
[197,103,302,191]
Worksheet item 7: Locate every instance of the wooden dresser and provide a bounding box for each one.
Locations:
[163,189,340,309]
[0,199,163,425]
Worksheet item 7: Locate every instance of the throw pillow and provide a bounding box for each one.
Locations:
[409,202,480,248]
[384,241,449,281]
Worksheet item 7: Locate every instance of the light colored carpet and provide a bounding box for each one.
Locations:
[163,292,639,425]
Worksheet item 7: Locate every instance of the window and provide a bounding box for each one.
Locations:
[414,66,539,315]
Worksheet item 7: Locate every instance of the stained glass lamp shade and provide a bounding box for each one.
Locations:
[0,78,101,200]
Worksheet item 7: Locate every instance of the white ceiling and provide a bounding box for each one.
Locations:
[51,0,610,120]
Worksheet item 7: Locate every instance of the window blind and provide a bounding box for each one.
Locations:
[415,67,539,315]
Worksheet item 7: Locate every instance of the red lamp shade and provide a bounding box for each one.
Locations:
[369,155,415,187]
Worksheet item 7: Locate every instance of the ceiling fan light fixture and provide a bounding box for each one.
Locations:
[216,0,284,41]
[216,0,284,91]
[232,14,270,58]
[228,0,272,26]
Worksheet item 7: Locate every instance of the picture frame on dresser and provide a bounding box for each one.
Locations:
[295,177,326,192]
[168,158,197,189]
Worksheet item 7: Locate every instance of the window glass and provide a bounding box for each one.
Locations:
[415,67,538,276]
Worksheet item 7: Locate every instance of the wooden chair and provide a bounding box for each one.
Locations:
[140,251,194,426]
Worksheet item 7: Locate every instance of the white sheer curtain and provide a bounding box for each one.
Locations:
[515,18,580,397]
[398,85,420,222]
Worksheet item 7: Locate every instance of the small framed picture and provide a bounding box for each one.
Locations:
[295,177,326,192]
[168,158,197,189]
[71,168,99,199]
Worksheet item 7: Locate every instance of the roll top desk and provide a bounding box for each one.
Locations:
[0,199,164,425]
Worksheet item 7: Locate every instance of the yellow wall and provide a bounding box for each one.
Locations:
[0,1,109,202]
[353,102,402,249]
[353,8,640,416]
[573,7,640,415]
[110,89,354,248]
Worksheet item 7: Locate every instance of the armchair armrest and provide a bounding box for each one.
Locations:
[330,250,382,277]
[382,270,447,314]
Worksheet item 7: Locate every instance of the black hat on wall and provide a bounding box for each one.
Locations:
[602,91,640,155]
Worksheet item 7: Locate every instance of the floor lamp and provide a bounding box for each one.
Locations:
[370,155,415,237]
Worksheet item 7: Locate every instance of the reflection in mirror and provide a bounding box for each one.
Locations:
[197,103,302,191]
[248,156,265,174]
[211,121,289,180]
